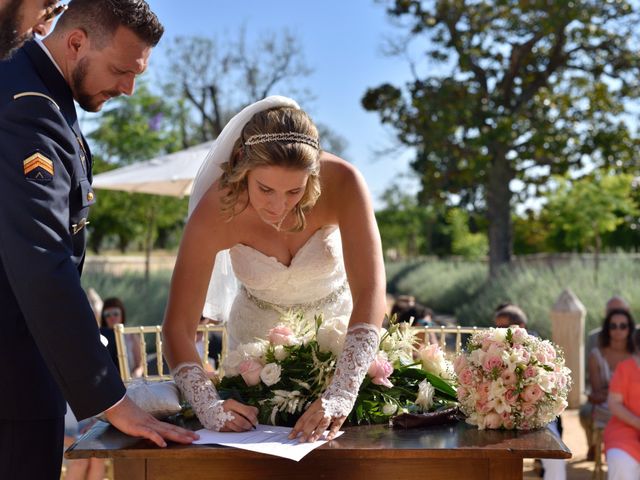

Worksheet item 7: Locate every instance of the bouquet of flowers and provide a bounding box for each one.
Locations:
[454,327,571,430]
[217,311,458,426]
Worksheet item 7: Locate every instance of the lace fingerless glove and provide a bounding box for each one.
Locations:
[172,362,234,431]
[321,323,379,418]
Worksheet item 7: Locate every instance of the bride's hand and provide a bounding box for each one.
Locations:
[219,399,259,432]
[289,398,345,443]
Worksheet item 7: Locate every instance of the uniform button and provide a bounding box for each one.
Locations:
[87,191,94,201]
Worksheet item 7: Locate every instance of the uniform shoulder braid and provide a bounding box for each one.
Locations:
[12,91,60,111]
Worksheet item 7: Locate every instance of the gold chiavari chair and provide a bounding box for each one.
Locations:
[113,323,227,383]
[410,325,489,357]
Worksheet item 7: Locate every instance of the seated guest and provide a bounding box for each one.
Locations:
[99,297,143,378]
[604,328,640,480]
[580,308,635,460]
[392,299,437,345]
[493,303,528,329]
[586,296,631,357]
[390,295,416,319]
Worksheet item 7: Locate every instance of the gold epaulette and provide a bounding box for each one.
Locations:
[12,92,60,110]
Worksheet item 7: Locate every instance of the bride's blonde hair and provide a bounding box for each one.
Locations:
[219,107,321,232]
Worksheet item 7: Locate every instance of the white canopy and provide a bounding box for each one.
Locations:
[91,140,215,197]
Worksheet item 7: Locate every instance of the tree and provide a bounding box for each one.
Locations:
[376,183,434,258]
[446,208,488,259]
[162,31,349,157]
[544,173,638,273]
[88,84,188,269]
[163,29,313,146]
[363,0,640,276]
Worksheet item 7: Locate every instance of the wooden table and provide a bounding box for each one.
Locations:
[66,420,571,480]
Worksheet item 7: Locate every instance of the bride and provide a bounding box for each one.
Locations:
[162,96,386,442]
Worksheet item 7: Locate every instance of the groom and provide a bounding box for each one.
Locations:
[0,1,197,479]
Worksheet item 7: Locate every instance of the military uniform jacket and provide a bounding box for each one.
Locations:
[0,41,125,420]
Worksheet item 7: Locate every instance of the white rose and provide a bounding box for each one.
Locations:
[274,345,289,361]
[382,403,398,416]
[317,315,349,356]
[222,350,242,376]
[260,363,282,386]
[238,341,266,360]
[415,379,435,412]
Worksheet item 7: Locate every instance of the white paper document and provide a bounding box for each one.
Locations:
[192,424,343,461]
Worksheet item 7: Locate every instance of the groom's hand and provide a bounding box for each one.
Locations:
[289,398,345,443]
[104,395,199,447]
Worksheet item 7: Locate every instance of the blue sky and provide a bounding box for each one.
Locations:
[139,0,420,206]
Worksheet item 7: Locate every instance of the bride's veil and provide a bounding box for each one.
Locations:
[188,96,300,321]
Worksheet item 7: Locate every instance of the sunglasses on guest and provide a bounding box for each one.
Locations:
[609,322,629,331]
[103,309,122,319]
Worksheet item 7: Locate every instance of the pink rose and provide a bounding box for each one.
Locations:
[555,373,567,389]
[481,338,495,351]
[484,412,502,429]
[524,365,538,379]
[238,359,263,386]
[476,401,492,414]
[477,382,491,401]
[543,344,557,361]
[521,402,537,417]
[500,411,514,429]
[457,386,468,399]
[368,353,394,388]
[501,369,517,385]
[521,384,544,403]
[459,367,474,386]
[505,387,519,405]
[268,325,295,346]
[453,354,468,373]
[482,354,503,372]
[536,352,548,364]
[514,345,530,363]
[511,327,527,344]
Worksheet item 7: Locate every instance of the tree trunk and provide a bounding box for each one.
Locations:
[144,200,157,284]
[594,228,601,285]
[486,151,513,277]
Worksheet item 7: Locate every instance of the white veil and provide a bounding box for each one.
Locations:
[188,95,301,322]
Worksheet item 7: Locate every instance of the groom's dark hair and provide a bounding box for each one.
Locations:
[54,0,164,48]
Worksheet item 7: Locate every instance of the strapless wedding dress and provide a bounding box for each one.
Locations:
[226,225,352,348]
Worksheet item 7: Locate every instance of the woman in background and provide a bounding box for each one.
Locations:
[603,311,639,480]
[581,309,635,460]
[100,297,143,378]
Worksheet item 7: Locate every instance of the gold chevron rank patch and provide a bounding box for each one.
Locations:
[23,151,54,182]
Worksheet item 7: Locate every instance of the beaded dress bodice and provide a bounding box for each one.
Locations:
[226,226,352,348]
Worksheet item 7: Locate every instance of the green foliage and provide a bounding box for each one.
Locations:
[365,0,640,273]
[393,258,487,314]
[81,269,173,327]
[513,210,551,254]
[352,365,457,425]
[388,254,640,339]
[90,83,181,164]
[376,183,435,257]
[544,173,639,252]
[87,84,188,253]
[446,208,488,259]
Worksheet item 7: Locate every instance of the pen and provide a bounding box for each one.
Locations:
[236,412,257,430]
